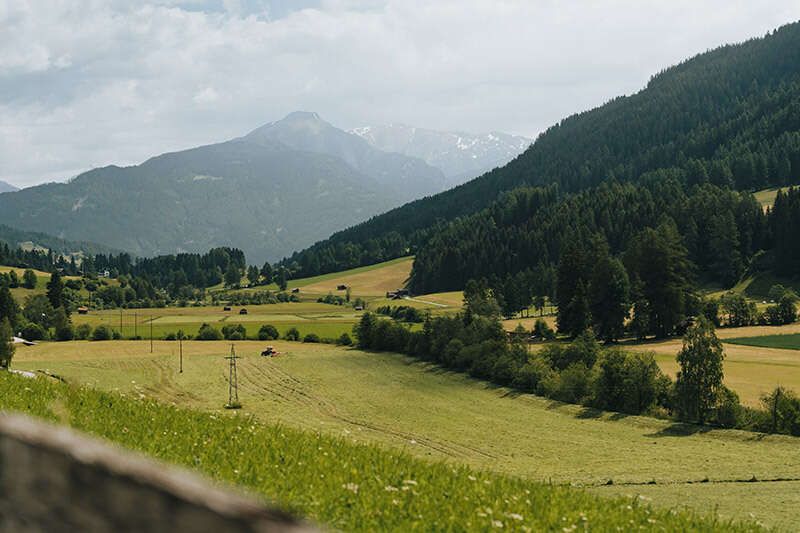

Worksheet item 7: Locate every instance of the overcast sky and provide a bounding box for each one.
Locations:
[2,1,799,188]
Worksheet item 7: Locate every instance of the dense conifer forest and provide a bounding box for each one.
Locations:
[283,22,800,290]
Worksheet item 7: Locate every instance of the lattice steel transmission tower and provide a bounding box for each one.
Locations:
[224,344,241,409]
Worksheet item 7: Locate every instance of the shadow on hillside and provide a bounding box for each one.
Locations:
[645,423,713,438]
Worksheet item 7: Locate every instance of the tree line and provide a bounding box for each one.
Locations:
[353,283,800,436]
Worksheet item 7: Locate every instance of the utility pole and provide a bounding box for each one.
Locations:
[119,308,123,338]
[150,316,153,353]
[224,344,240,409]
[134,312,137,338]
[179,334,183,374]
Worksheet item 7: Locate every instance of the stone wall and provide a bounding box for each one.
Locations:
[0,414,315,532]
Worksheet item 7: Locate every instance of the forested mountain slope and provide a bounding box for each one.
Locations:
[284,21,800,278]
[0,140,394,263]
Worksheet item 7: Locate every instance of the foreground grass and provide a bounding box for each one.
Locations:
[726,333,800,351]
[0,371,750,532]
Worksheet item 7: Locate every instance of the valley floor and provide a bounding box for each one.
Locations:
[13,339,800,530]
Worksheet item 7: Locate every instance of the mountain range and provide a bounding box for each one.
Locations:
[0,113,527,263]
[351,125,530,186]
[0,181,18,193]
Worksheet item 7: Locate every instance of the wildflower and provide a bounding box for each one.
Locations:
[342,483,359,494]
[491,519,503,528]
[384,485,399,492]
[468,475,477,481]
[403,479,417,486]
[507,513,523,521]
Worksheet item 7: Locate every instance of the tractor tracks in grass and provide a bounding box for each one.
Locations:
[235,356,497,461]
[587,476,800,489]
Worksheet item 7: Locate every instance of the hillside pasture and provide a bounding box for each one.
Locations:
[10,339,800,529]
[294,256,413,297]
[0,265,91,302]
[753,185,795,212]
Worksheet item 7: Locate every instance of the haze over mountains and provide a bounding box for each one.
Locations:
[0,112,528,263]
[245,112,449,202]
[351,125,531,187]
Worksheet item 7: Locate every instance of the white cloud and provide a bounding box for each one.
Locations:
[193,87,220,104]
[1,0,799,187]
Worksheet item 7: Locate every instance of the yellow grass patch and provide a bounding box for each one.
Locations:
[299,257,413,297]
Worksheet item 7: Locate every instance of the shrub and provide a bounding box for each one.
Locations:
[112,330,123,340]
[512,355,555,393]
[222,324,247,340]
[75,323,92,340]
[284,327,301,341]
[258,324,279,341]
[715,386,743,429]
[337,332,353,346]
[54,322,75,341]
[197,323,223,341]
[164,332,177,341]
[303,333,321,343]
[21,323,47,341]
[91,325,113,341]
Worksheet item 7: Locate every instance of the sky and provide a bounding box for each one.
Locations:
[2,1,800,188]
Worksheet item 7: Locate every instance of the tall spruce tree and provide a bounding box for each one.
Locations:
[589,255,631,342]
[0,317,14,369]
[46,271,65,310]
[556,240,591,337]
[624,221,692,337]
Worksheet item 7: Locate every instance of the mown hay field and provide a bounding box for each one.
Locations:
[11,339,800,529]
[1,371,758,532]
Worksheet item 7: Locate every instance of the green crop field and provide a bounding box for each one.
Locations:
[11,339,800,529]
[0,371,755,532]
[726,333,800,351]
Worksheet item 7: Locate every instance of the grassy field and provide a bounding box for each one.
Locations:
[726,333,800,351]
[73,302,361,341]
[11,339,800,529]
[753,185,795,212]
[0,371,755,532]
[619,323,800,408]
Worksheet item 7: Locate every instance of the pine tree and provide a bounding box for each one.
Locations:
[589,255,630,342]
[0,317,14,368]
[556,240,591,336]
[46,271,65,310]
[0,286,20,330]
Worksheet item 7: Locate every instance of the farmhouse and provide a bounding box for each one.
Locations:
[77,306,89,315]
